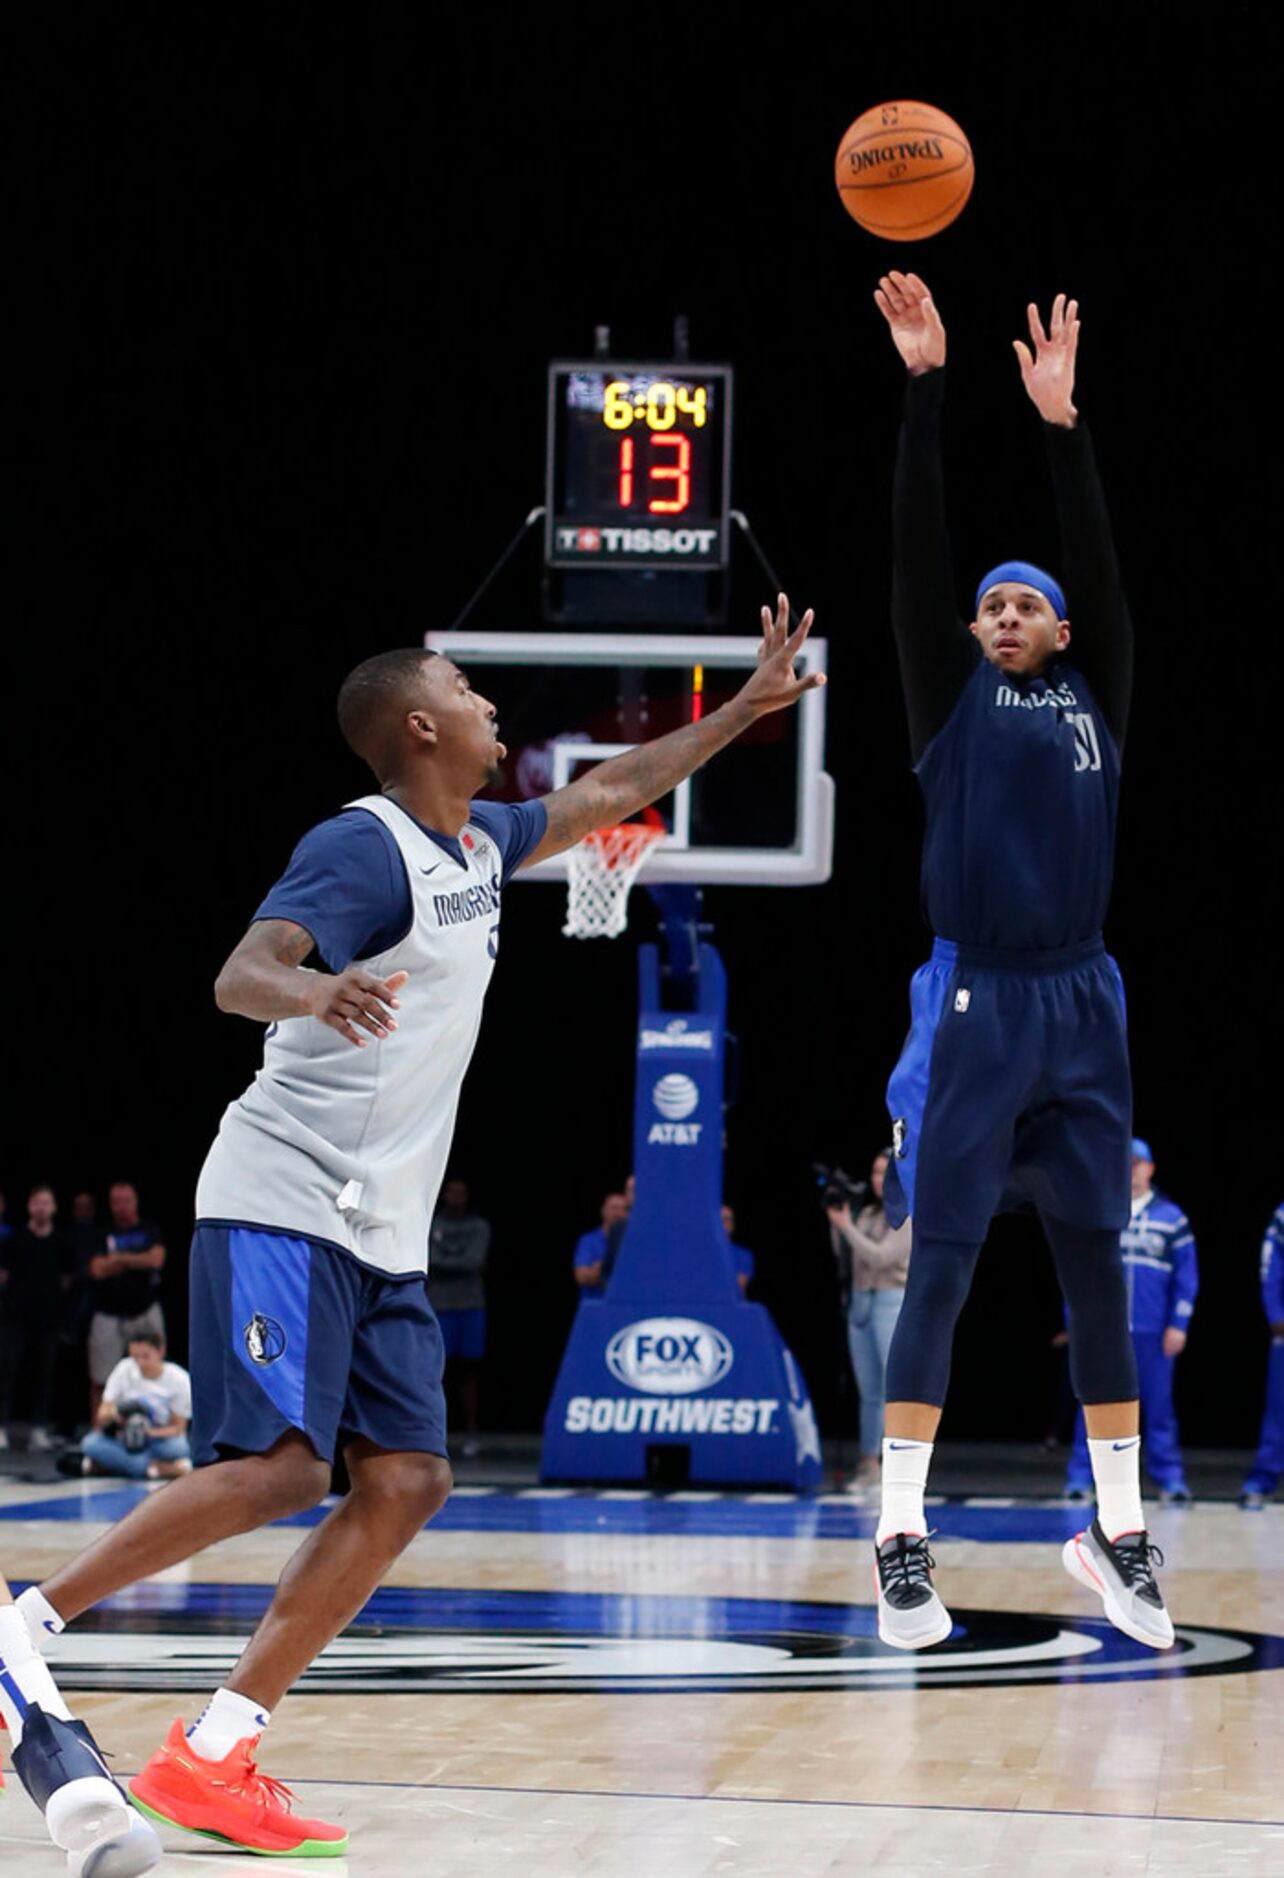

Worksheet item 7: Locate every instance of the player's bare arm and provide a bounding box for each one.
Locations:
[215,917,409,1049]
[1014,294,1079,428]
[524,596,824,867]
[874,270,946,374]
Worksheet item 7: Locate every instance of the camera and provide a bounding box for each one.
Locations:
[114,1398,154,1453]
[810,1163,870,1213]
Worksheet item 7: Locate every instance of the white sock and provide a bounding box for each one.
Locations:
[0,1606,72,1748]
[187,1686,272,1762]
[16,1585,66,1640]
[876,1438,933,1544]
[1088,1435,1145,1540]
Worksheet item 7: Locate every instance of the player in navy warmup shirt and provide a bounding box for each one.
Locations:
[869,272,1171,1655]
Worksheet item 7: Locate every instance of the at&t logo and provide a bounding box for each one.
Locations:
[606,1317,734,1395]
[648,1073,702,1144]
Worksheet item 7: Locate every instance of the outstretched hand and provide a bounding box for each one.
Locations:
[874,270,946,375]
[737,595,826,717]
[1014,294,1079,427]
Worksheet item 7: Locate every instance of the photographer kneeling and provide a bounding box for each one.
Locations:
[81,1329,192,1481]
[828,1150,912,1490]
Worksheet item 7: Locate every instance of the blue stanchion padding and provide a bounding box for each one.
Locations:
[541,938,822,1489]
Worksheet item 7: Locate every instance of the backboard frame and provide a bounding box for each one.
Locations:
[423,631,834,886]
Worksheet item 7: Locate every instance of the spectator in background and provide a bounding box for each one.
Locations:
[427,1178,489,1457]
[0,1191,10,1242]
[81,1331,192,1481]
[1066,1138,1199,1504]
[1242,1203,1284,1509]
[721,1204,755,1295]
[827,1150,912,1490]
[573,1192,630,1294]
[86,1182,166,1422]
[0,1185,75,1452]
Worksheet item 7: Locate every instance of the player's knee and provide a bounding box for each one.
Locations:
[353,1451,452,1537]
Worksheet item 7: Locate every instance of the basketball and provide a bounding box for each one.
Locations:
[834,100,974,241]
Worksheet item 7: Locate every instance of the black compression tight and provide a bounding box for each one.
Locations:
[884,1218,1137,1409]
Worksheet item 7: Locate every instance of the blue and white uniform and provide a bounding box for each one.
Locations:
[1244,1203,1284,1497]
[190,793,545,1464]
[1068,1187,1199,1492]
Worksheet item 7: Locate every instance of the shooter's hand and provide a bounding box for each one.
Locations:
[1014,294,1080,427]
[735,595,825,719]
[874,271,946,375]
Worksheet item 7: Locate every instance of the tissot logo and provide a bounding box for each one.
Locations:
[555,526,718,557]
[605,1317,734,1394]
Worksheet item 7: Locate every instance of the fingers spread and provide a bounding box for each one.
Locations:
[1026,301,1047,348]
[1013,338,1034,375]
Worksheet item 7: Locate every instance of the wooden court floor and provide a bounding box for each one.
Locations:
[2,1478,1282,1874]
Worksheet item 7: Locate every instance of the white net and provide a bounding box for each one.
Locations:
[562,823,666,939]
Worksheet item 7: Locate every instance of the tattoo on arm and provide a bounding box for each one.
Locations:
[214,918,321,1020]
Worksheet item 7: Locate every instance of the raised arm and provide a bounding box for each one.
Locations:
[523,596,824,866]
[1014,295,1134,748]
[215,918,408,1050]
[875,271,975,764]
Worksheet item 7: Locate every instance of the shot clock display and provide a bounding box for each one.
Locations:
[545,363,732,572]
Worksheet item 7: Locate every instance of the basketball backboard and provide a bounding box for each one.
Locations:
[422,632,833,886]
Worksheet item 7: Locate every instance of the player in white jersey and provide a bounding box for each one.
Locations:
[14,600,821,1859]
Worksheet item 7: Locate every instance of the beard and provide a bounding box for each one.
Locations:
[483,757,505,789]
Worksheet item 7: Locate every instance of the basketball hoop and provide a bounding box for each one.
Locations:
[562,820,666,939]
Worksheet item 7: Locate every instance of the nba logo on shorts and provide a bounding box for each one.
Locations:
[954,988,971,1013]
[244,1313,287,1366]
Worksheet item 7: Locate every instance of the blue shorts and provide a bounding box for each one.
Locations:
[883,937,1131,1242]
[188,1224,448,1466]
[437,1307,487,1363]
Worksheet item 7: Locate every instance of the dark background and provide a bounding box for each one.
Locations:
[8,10,1278,1449]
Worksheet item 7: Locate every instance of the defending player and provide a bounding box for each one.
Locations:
[0,1572,160,1875]
[870,271,1172,1651]
[13,600,821,1858]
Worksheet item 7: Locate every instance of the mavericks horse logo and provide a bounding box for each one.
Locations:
[244,1313,287,1366]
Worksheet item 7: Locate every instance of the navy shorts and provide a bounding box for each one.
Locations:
[883,937,1132,1242]
[188,1224,448,1466]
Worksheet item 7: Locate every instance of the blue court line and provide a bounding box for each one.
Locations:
[0,1485,1088,1545]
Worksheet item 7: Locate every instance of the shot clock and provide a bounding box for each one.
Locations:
[545,363,733,573]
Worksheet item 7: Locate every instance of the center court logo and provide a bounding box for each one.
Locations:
[243,1314,287,1366]
[46,1589,1282,1696]
[606,1317,734,1394]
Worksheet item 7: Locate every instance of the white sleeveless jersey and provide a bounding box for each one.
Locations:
[196,795,503,1276]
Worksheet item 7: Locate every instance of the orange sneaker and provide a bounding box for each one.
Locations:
[128,1719,347,1856]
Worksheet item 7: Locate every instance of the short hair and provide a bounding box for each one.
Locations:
[28,1183,55,1201]
[127,1329,165,1352]
[337,649,440,778]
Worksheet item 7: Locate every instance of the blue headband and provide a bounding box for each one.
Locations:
[974,561,1067,621]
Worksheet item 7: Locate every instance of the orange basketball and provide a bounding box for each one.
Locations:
[834,100,974,241]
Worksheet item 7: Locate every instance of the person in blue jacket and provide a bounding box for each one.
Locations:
[1067,1139,1198,1502]
[1241,1204,1284,1508]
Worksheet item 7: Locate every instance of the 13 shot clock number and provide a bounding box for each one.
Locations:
[546,363,733,571]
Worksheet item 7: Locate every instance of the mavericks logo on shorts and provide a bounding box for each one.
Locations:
[892,1117,908,1159]
[244,1313,287,1367]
